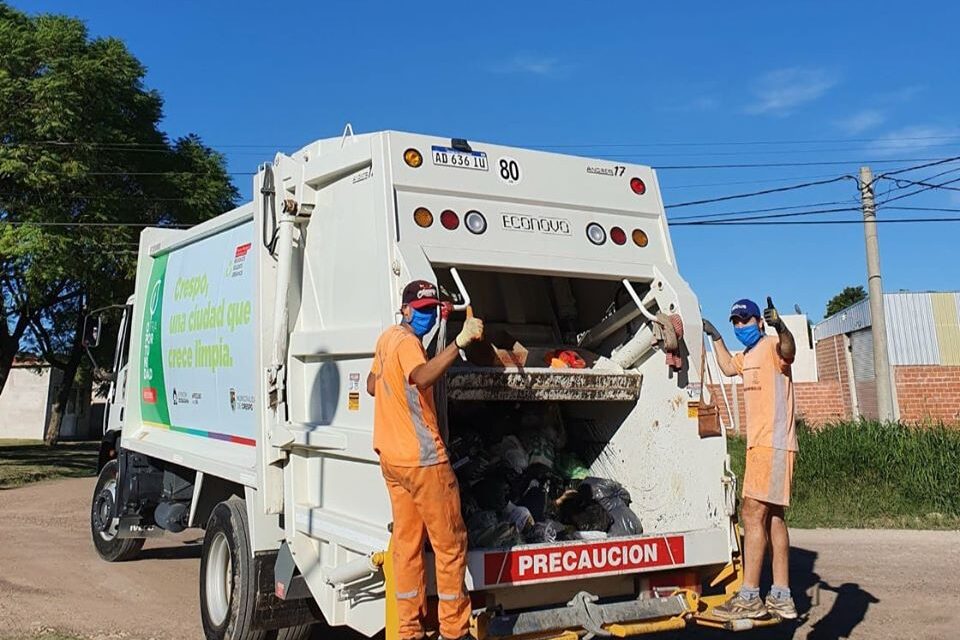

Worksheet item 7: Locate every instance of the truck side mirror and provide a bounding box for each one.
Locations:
[83,314,103,349]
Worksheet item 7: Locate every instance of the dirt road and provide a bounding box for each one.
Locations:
[2,477,958,640]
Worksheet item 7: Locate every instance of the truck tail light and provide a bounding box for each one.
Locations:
[630,177,646,195]
[611,226,627,245]
[440,210,460,230]
[404,148,423,168]
[465,210,487,234]
[633,229,648,247]
[586,223,606,245]
[414,207,433,228]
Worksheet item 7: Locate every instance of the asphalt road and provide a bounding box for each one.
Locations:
[1,477,958,640]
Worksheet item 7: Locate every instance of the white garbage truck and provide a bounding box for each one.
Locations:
[87,129,773,640]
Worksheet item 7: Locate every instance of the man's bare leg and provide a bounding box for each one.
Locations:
[741,496,770,589]
[769,506,789,588]
[713,496,771,620]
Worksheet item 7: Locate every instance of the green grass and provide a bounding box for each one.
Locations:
[0,439,98,489]
[728,420,960,529]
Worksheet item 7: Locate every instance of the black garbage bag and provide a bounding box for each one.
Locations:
[524,519,566,544]
[516,479,548,522]
[571,502,613,532]
[454,452,495,487]
[580,477,643,536]
[474,475,511,512]
[448,427,483,463]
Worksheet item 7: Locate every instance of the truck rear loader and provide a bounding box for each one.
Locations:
[87,129,775,639]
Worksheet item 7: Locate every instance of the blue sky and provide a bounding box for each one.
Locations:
[19,1,960,340]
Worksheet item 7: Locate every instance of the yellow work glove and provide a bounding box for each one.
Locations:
[456,316,484,348]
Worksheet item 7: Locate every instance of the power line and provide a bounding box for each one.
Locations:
[670,217,960,227]
[665,175,852,208]
[879,175,960,205]
[9,133,960,150]
[664,172,856,189]
[876,155,960,177]
[0,221,192,228]
[646,157,960,170]
[886,177,960,192]
[667,200,854,222]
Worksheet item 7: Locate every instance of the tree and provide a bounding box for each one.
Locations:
[0,4,238,443]
[825,286,867,318]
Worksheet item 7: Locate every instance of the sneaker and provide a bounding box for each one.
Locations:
[765,593,798,619]
[710,593,768,620]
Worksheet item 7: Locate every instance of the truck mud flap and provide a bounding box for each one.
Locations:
[485,591,688,638]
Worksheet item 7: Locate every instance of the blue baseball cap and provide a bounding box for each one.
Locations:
[729,298,761,321]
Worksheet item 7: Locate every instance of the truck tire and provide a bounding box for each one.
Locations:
[268,625,313,640]
[200,498,267,640]
[91,459,145,562]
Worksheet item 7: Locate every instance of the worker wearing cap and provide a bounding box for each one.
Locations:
[703,297,798,621]
[367,280,484,640]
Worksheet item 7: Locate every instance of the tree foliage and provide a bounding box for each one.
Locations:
[825,285,867,318]
[0,4,238,440]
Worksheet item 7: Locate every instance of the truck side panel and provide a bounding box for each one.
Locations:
[123,208,260,486]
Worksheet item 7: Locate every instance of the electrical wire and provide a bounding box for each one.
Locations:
[664,175,852,208]
[0,221,191,228]
[671,217,960,227]
[11,133,960,150]
[667,200,854,222]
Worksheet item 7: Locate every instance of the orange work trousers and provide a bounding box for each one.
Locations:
[381,460,470,640]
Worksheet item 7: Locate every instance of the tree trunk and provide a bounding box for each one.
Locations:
[44,309,86,446]
[0,344,15,397]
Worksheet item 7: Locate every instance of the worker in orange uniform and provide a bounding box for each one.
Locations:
[704,297,799,622]
[367,280,484,640]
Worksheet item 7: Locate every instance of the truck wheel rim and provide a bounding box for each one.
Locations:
[206,532,233,626]
[95,479,119,541]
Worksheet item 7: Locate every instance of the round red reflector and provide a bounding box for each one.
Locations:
[610,226,627,245]
[630,177,646,195]
[440,209,459,230]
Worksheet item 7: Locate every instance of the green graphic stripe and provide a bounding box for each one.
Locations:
[140,253,170,425]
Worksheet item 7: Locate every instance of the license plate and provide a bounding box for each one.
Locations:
[431,145,488,171]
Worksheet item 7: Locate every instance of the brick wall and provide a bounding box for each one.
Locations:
[707,379,848,428]
[895,365,960,423]
[815,334,855,417]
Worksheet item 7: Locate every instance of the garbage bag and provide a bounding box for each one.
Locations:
[555,452,590,481]
[571,502,613,532]
[492,435,529,474]
[468,510,522,548]
[580,477,643,536]
[466,510,499,547]
[474,475,511,512]
[459,492,480,521]
[454,453,495,487]
[521,429,556,469]
[524,519,564,544]
[503,501,534,532]
[448,427,483,463]
[516,479,548,521]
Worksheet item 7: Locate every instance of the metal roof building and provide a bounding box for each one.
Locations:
[814,291,960,366]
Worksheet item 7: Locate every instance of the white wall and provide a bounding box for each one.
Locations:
[0,365,52,440]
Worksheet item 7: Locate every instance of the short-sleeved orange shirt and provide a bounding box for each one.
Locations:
[732,335,798,451]
[369,325,448,467]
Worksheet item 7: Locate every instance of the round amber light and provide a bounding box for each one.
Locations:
[632,229,648,247]
[404,148,423,168]
[414,207,433,228]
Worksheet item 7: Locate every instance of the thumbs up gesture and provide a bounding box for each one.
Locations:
[763,296,784,331]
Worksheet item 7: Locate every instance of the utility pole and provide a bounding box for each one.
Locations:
[859,166,896,421]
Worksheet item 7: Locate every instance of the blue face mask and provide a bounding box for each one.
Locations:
[734,324,762,349]
[407,308,438,337]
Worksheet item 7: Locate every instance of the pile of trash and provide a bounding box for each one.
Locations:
[448,404,642,549]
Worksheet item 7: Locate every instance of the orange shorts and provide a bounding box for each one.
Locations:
[743,446,795,507]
